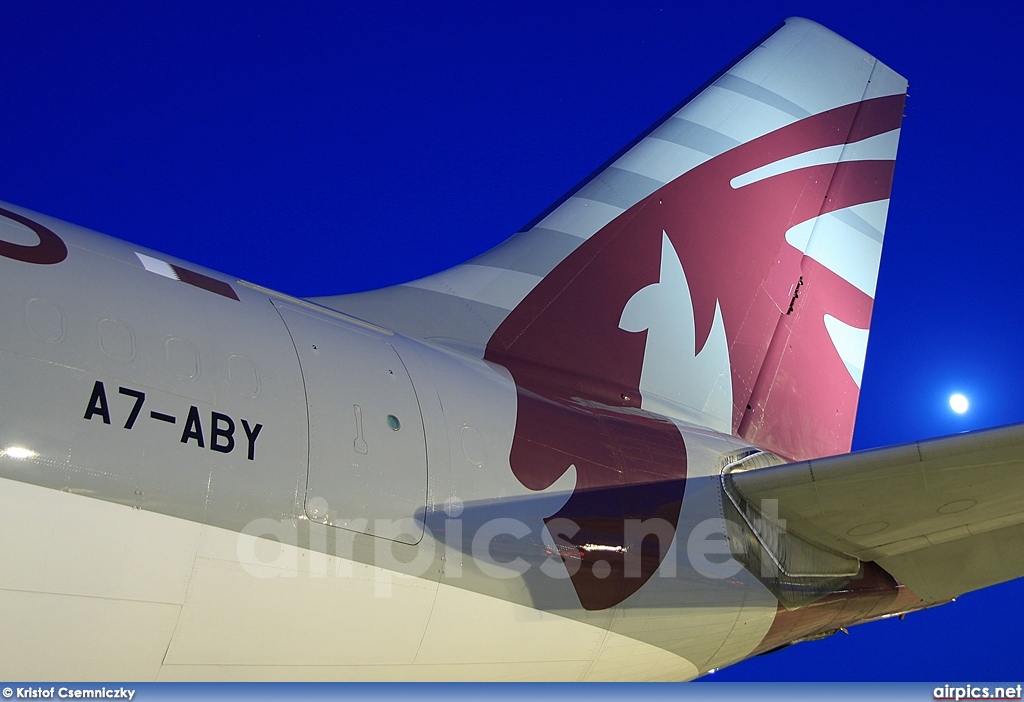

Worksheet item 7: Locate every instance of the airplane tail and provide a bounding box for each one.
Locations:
[319,17,908,462]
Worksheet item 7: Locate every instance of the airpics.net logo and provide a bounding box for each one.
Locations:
[232,495,781,595]
[935,685,1024,701]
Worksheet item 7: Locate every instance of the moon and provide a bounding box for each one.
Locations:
[949,393,969,414]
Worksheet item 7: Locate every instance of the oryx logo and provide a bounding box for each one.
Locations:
[0,207,68,265]
[485,94,905,610]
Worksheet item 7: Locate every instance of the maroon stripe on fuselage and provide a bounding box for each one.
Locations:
[170,264,240,301]
[0,207,68,265]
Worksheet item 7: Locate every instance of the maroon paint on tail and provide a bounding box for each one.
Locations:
[512,385,690,610]
[485,94,905,610]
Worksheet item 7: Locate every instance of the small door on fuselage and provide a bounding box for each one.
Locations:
[274,301,427,544]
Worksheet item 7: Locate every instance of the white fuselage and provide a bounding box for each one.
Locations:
[0,203,785,680]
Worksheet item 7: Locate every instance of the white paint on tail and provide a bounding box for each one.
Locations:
[824,314,870,387]
[537,197,625,240]
[405,264,542,311]
[785,199,890,298]
[619,232,732,433]
[729,129,900,189]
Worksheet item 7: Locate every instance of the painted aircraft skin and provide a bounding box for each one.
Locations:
[2,17,1022,681]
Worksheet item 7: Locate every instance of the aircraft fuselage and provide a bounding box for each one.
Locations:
[0,204,926,680]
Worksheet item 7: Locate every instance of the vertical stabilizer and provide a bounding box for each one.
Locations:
[321,18,908,461]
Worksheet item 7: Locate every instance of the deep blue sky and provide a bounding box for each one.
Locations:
[3,2,1023,682]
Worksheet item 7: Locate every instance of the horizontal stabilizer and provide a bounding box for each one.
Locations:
[730,424,1024,601]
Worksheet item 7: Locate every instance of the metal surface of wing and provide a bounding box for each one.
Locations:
[729,423,1024,601]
